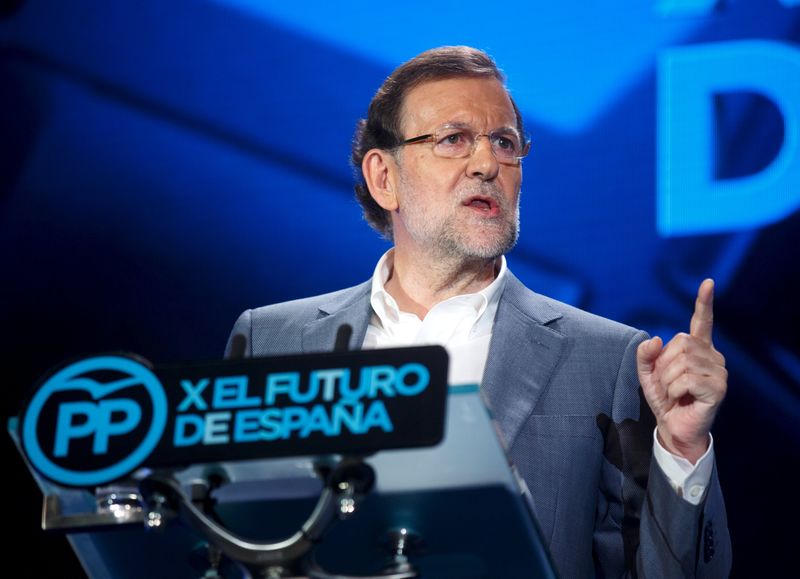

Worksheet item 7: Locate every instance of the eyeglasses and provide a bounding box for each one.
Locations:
[397,124,530,165]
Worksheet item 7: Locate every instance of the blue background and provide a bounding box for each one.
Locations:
[2,1,798,576]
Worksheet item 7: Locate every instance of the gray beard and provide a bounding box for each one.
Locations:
[429,211,519,260]
[398,176,520,262]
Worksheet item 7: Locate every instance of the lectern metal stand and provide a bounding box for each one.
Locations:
[11,384,558,578]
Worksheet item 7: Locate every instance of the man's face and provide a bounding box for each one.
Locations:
[390,76,522,261]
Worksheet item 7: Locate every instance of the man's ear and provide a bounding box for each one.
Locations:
[362,149,399,211]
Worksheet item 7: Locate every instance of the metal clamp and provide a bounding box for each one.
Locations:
[137,456,382,575]
[42,485,145,531]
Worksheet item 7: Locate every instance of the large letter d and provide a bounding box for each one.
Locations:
[658,40,800,236]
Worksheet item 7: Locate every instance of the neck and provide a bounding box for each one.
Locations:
[384,247,499,319]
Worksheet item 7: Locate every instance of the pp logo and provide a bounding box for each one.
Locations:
[22,355,167,487]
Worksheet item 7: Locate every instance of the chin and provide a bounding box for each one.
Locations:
[458,229,519,260]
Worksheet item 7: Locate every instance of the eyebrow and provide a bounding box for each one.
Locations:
[489,125,521,135]
[439,121,472,130]
[439,122,519,135]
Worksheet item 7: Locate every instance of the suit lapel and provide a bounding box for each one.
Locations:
[481,274,566,450]
[301,280,373,353]
[300,273,565,452]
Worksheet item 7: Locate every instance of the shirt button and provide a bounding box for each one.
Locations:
[689,485,704,498]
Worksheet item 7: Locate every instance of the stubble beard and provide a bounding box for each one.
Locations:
[398,172,520,262]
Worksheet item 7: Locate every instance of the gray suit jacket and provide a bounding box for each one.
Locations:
[227,273,732,578]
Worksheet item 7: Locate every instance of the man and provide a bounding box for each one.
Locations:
[227,46,731,577]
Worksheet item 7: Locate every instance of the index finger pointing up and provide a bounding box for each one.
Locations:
[690,278,715,344]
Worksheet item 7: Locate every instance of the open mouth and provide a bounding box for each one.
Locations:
[463,196,499,215]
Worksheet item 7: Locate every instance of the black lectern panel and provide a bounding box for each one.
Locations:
[10,348,558,579]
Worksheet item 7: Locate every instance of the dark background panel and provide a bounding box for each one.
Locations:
[2,0,799,576]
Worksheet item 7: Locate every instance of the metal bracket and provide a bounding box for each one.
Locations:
[42,491,145,531]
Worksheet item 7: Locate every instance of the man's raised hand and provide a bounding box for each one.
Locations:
[636,279,727,464]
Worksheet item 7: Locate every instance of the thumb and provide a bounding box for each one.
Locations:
[636,336,662,378]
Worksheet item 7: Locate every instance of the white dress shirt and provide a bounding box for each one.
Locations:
[363,249,507,386]
[361,250,714,505]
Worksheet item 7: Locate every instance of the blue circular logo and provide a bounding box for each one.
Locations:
[22,355,167,487]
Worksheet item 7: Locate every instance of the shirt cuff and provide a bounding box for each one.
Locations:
[652,428,714,506]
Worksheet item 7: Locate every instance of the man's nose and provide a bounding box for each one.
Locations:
[466,134,500,181]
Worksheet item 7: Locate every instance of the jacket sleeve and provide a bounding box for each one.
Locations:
[224,308,254,358]
[637,455,732,577]
[594,330,732,578]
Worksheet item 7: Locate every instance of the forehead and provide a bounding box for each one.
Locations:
[400,77,516,135]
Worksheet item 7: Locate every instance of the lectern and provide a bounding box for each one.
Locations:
[10,344,558,578]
